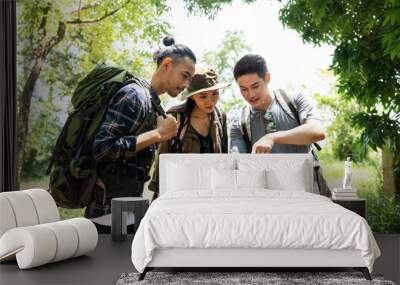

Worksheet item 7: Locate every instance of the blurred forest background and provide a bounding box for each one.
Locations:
[16,0,399,233]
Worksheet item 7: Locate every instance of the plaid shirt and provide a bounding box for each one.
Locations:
[93,81,160,161]
[85,81,160,221]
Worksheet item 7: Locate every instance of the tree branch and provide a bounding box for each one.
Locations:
[66,0,131,25]
[46,22,66,52]
[36,21,66,59]
[38,2,52,38]
[71,1,101,14]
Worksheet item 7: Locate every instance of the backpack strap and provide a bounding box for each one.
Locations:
[169,112,189,153]
[275,89,322,151]
[275,89,298,123]
[170,107,225,153]
[137,78,167,118]
[122,77,166,135]
[122,76,166,117]
[214,106,227,153]
[214,106,224,138]
[239,105,252,152]
[178,114,189,149]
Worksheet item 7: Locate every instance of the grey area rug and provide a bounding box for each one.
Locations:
[116,272,396,285]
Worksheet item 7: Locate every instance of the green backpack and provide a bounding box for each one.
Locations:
[48,63,156,209]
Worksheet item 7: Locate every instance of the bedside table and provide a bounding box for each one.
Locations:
[111,197,149,242]
[332,198,366,218]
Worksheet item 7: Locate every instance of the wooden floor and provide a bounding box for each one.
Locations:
[0,234,398,285]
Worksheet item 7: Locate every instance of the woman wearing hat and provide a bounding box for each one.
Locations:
[148,67,230,199]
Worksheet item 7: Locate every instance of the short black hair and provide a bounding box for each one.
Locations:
[153,36,196,66]
[233,54,268,80]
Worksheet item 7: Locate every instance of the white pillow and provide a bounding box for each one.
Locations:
[237,157,312,192]
[237,169,267,189]
[167,162,211,191]
[266,167,307,191]
[212,168,237,190]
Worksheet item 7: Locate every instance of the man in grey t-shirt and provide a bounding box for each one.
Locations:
[230,54,327,194]
[230,89,322,154]
[230,54,325,154]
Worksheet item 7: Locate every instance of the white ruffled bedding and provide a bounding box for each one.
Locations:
[131,190,380,273]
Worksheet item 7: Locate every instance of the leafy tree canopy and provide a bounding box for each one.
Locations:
[185,0,400,189]
[201,30,251,113]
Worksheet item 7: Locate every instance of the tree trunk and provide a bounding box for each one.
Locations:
[16,55,46,189]
[16,21,65,189]
[382,146,396,197]
[394,148,400,199]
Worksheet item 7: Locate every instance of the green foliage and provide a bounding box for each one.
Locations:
[58,207,85,220]
[318,151,380,192]
[19,176,49,191]
[183,0,257,19]
[17,0,169,96]
[201,30,251,121]
[356,161,400,233]
[359,183,400,234]
[314,93,367,162]
[202,30,251,86]
[185,0,400,194]
[17,0,170,180]
[322,151,399,233]
[353,112,400,157]
[21,95,62,180]
[278,0,400,184]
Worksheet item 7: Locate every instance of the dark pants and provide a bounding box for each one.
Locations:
[84,178,145,219]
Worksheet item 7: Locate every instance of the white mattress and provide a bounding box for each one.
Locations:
[131,190,380,273]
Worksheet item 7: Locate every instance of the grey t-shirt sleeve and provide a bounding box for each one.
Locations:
[229,113,249,153]
[295,93,322,124]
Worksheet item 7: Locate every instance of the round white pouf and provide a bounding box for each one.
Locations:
[0,196,17,237]
[0,218,98,269]
[0,226,57,269]
[65,218,98,257]
[0,191,39,227]
[24,189,59,223]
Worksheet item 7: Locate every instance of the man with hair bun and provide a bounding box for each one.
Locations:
[85,37,196,233]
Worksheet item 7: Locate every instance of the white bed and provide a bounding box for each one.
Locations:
[131,154,380,280]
